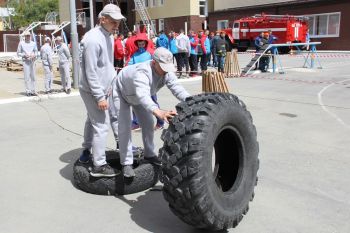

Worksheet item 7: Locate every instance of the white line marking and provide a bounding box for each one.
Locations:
[0,77,201,105]
[0,92,80,105]
[318,79,350,130]
[177,76,202,83]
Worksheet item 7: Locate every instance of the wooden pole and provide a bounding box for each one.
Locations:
[202,71,230,93]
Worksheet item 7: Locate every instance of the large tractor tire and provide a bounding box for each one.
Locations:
[73,150,159,195]
[160,93,259,231]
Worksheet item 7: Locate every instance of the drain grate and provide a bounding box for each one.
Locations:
[279,113,297,118]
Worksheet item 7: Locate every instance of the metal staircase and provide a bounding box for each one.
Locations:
[134,0,156,35]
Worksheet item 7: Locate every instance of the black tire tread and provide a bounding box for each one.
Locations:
[73,153,159,195]
[160,93,259,230]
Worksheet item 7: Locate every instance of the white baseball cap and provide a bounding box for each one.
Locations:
[23,31,31,36]
[153,47,176,73]
[56,36,62,41]
[99,4,125,21]
[45,37,51,42]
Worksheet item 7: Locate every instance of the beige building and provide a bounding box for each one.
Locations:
[59,0,134,34]
[58,0,215,36]
[136,0,214,33]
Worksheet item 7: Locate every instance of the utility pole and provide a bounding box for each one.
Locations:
[69,0,80,89]
[89,0,94,29]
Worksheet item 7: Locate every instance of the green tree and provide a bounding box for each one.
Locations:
[8,0,59,29]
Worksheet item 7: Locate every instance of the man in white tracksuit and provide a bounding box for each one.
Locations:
[112,47,191,177]
[56,36,71,94]
[40,37,54,94]
[17,31,38,96]
[78,4,124,177]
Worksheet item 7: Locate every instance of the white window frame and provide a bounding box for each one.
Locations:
[199,0,207,17]
[217,20,229,30]
[159,18,164,32]
[150,0,157,7]
[305,12,341,38]
[159,0,164,6]
[143,0,149,8]
[151,19,156,33]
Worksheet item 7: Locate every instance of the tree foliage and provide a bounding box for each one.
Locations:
[8,0,59,29]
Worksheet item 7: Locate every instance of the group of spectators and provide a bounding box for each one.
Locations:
[113,28,231,78]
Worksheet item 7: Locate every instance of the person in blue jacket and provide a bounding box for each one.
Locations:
[128,33,165,131]
[254,32,264,52]
[254,32,264,70]
[268,30,278,44]
[168,31,178,65]
[156,30,169,49]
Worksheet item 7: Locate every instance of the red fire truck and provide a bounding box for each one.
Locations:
[224,14,309,52]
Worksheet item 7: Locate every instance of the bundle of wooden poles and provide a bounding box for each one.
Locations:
[202,71,229,93]
[224,51,241,77]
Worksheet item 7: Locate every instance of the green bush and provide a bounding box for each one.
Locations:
[8,0,59,29]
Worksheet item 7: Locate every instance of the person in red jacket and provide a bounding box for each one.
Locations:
[197,30,208,72]
[114,33,125,69]
[189,30,199,77]
[124,31,137,64]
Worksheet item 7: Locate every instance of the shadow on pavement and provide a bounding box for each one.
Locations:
[117,189,216,233]
[59,148,82,186]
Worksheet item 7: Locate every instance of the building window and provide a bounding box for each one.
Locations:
[143,0,149,8]
[159,0,164,6]
[151,19,156,33]
[159,19,164,32]
[217,20,228,30]
[306,12,340,38]
[199,0,206,17]
[150,0,157,7]
[151,19,156,28]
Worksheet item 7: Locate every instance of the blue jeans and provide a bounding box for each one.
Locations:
[217,56,226,72]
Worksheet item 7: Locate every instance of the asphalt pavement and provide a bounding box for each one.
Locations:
[0,52,349,233]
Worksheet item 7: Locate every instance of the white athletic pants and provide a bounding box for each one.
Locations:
[23,60,36,94]
[42,65,53,92]
[59,62,71,90]
[80,90,109,167]
[112,89,156,165]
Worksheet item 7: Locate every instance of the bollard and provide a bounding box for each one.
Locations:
[273,47,278,73]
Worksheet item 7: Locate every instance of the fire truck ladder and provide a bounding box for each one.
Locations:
[241,44,283,76]
[253,14,308,20]
[134,0,156,35]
